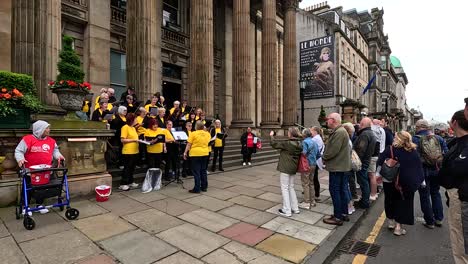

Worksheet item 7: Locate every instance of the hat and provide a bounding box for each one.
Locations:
[127,86,135,91]
[415,119,429,128]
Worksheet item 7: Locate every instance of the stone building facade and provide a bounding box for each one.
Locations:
[0,0,302,134]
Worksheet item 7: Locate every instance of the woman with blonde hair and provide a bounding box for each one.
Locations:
[377,131,424,236]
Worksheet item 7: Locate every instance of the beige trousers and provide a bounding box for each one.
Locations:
[447,189,468,264]
[301,166,316,203]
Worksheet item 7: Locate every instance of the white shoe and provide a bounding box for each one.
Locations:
[299,202,310,209]
[119,185,130,191]
[388,219,396,230]
[242,162,246,166]
[278,209,292,217]
[22,208,32,216]
[370,194,378,201]
[129,182,139,188]
[248,162,252,166]
[348,207,355,215]
[293,209,300,214]
[37,205,49,214]
[119,166,124,169]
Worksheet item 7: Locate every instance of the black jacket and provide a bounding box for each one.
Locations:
[439,135,468,202]
[353,127,376,164]
[157,116,166,128]
[210,127,228,147]
[383,127,394,147]
[91,109,110,122]
[240,132,257,154]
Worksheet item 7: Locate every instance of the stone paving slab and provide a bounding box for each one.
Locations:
[157,223,230,258]
[202,248,243,264]
[76,254,116,264]
[247,254,291,264]
[219,205,277,226]
[121,189,168,204]
[223,241,266,263]
[19,229,101,264]
[219,222,274,246]
[225,185,266,197]
[72,213,135,241]
[122,208,184,234]
[4,211,74,243]
[308,202,334,215]
[256,234,316,264]
[0,221,9,238]
[231,180,267,189]
[179,208,239,232]
[262,217,331,245]
[56,199,108,220]
[212,175,241,183]
[266,204,323,225]
[158,186,200,200]
[155,252,204,264]
[95,194,150,216]
[208,179,236,189]
[260,185,282,194]
[228,195,277,211]
[0,236,28,264]
[203,187,241,200]
[184,195,234,212]
[100,229,177,264]
[256,192,283,203]
[146,198,200,216]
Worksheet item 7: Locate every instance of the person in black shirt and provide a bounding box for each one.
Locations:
[120,86,137,102]
[91,101,111,122]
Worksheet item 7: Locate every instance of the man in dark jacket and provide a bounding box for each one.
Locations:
[381,119,394,147]
[413,119,448,229]
[439,110,468,263]
[353,117,376,209]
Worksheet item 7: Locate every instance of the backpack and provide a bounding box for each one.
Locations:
[417,135,443,167]
[351,150,362,172]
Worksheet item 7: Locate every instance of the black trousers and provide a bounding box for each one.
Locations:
[164,144,178,178]
[242,147,255,162]
[212,147,224,169]
[313,165,321,198]
[121,154,138,185]
[147,153,163,169]
[383,182,415,225]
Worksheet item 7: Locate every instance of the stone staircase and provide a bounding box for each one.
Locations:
[220,138,279,168]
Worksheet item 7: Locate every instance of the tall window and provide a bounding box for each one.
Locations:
[380,56,387,70]
[352,54,355,71]
[346,48,350,66]
[163,0,179,27]
[110,50,127,99]
[341,42,345,62]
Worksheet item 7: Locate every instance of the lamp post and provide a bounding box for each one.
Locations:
[299,80,306,126]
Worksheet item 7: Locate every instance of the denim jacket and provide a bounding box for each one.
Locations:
[303,137,319,166]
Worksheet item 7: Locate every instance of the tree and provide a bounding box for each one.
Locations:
[56,35,84,83]
[318,105,327,127]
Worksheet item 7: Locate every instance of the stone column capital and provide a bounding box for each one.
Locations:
[283,0,299,11]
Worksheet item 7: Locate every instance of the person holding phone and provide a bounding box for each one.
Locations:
[91,101,111,122]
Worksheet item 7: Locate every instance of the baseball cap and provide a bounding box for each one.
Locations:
[415,119,429,128]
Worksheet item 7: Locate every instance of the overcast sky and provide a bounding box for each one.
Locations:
[300,0,468,123]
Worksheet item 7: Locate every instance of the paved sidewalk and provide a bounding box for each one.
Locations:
[0,164,358,264]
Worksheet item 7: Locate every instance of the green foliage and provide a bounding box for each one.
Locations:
[0,71,43,117]
[318,105,328,128]
[0,71,35,94]
[56,35,84,83]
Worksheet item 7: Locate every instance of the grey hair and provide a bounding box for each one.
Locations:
[118,106,127,115]
[288,127,301,138]
[302,128,312,138]
[195,120,205,130]
[342,122,355,134]
[138,107,146,112]
[174,100,180,105]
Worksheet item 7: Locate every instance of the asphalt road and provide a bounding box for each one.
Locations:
[329,190,454,264]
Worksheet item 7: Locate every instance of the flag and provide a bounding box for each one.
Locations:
[362,74,376,95]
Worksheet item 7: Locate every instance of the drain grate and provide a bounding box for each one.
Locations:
[339,239,381,257]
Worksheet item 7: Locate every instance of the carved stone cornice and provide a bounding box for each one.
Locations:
[283,0,299,12]
[61,0,88,23]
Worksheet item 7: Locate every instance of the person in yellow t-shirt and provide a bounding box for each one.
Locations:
[184,121,210,193]
[144,118,166,170]
[169,100,180,115]
[94,88,108,108]
[210,119,227,172]
[145,96,159,114]
[119,113,139,191]
[135,107,147,136]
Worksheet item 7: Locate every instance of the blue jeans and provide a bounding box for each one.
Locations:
[343,171,353,206]
[191,156,208,192]
[418,167,443,224]
[356,162,370,208]
[329,172,348,220]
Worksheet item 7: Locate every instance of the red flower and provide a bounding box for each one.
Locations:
[4,93,11,99]
[59,80,64,85]
[1,88,6,93]
[48,81,55,86]
[12,89,23,97]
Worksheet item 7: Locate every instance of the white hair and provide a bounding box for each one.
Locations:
[174,100,180,105]
[118,106,127,115]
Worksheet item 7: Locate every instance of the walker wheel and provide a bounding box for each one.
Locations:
[23,216,35,230]
[15,206,21,220]
[65,208,79,220]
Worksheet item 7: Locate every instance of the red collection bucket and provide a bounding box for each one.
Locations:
[95,185,112,202]
[29,164,52,185]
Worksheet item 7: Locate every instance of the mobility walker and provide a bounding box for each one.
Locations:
[15,161,79,230]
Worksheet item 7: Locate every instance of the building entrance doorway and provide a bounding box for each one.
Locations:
[162,81,181,109]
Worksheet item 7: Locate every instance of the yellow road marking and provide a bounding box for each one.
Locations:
[352,211,386,264]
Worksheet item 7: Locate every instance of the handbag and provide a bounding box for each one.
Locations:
[351,150,362,172]
[380,146,400,182]
[297,153,311,173]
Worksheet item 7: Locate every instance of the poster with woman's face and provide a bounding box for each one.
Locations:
[300,36,335,99]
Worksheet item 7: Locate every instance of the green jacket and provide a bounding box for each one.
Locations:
[322,125,351,172]
[270,137,303,175]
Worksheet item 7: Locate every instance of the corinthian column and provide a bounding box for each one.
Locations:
[189,0,214,117]
[282,0,298,127]
[231,0,253,128]
[261,0,280,129]
[11,0,61,105]
[127,0,162,101]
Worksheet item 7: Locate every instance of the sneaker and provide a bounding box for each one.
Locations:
[293,209,300,214]
[348,206,355,215]
[119,185,130,191]
[388,219,396,230]
[423,223,435,229]
[352,196,361,202]
[315,196,321,202]
[278,209,292,217]
[242,162,246,166]
[299,202,310,209]
[129,182,139,188]
[393,228,407,236]
[310,202,317,207]
[370,194,378,201]
[435,220,443,227]
[248,162,252,166]
[37,205,49,214]
[22,208,32,216]
[142,187,153,194]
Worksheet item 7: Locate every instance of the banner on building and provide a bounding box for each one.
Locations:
[299,36,335,99]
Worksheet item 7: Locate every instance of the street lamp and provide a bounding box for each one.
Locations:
[299,80,306,126]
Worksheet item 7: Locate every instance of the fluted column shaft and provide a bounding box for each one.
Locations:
[11,0,61,105]
[231,0,253,127]
[282,1,298,127]
[189,0,214,117]
[127,0,162,101]
[261,0,280,128]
